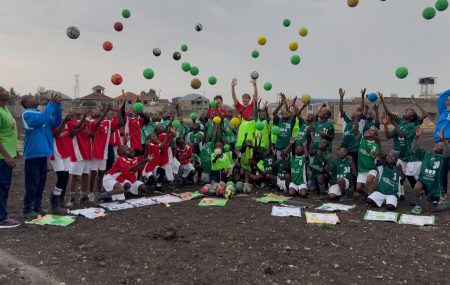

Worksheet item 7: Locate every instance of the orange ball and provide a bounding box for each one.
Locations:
[111,74,122,85]
[191,78,201,90]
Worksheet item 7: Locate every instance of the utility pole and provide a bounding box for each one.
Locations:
[74,74,80,99]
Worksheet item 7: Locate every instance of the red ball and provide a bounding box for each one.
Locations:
[191,78,201,90]
[111,74,122,85]
[103,41,113,51]
[114,22,123,32]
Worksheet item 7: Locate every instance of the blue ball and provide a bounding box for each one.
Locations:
[368,93,378,102]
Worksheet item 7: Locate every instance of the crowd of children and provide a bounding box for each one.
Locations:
[46,83,450,215]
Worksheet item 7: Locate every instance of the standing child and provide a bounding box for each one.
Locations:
[174,137,196,185]
[312,105,334,153]
[286,138,308,197]
[308,131,330,195]
[142,133,166,192]
[272,94,296,160]
[326,148,357,201]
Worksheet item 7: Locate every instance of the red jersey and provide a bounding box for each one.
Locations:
[207,107,227,118]
[109,115,123,147]
[143,143,160,173]
[67,119,92,162]
[176,145,192,165]
[107,156,139,183]
[235,101,254,121]
[90,119,111,160]
[125,116,144,151]
[158,133,173,166]
[51,124,74,161]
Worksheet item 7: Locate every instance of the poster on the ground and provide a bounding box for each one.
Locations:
[398,214,435,226]
[99,202,135,211]
[127,197,160,207]
[198,198,228,207]
[305,212,340,224]
[271,206,301,217]
[316,203,356,212]
[364,210,399,223]
[70,208,106,219]
[28,215,76,227]
[152,195,184,204]
[176,192,205,201]
[256,194,291,203]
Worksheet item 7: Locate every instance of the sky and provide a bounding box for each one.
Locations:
[0,0,449,105]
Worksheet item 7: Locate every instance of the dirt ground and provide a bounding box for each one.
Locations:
[0,132,449,285]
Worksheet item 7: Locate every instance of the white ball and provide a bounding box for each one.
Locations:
[66,26,80,39]
[250,71,259,80]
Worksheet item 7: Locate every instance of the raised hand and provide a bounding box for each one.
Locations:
[377,92,383,99]
[250,78,257,86]
[279,92,286,104]
[339,88,345,98]
[231,78,238,87]
[416,126,423,138]
[360,88,367,97]
[373,104,379,112]
[382,113,389,125]
[438,128,444,140]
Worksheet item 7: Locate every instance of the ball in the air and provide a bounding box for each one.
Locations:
[103,41,113,51]
[423,7,436,20]
[190,112,198,121]
[181,44,188,52]
[173,52,181,61]
[231,117,241,126]
[195,23,203,31]
[436,0,449,11]
[283,19,291,27]
[181,62,191,72]
[210,101,218,108]
[133,102,144,113]
[255,121,264,131]
[258,36,267,46]
[213,116,222,125]
[143,68,155,80]
[299,27,308,37]
[289,42,299,51]
[190,66,200,76]
[271,126,281,135]
[66,26,80,39]
[347,0,359,7]
[191,78,201,90]
[111,74,122,85]
[251,50,260,58]
[114,22,123,32]
[395,66,408,79]
[368,93,378,102]
[122,9,131,18]
[250,71,259,80]
[208,76,217,85]
[172,119,181,129]
[153,48,161,56]
[301,94,311,104]
[263,82,272,91]
[291,55,301,65]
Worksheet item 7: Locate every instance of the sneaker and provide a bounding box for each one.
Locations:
[88,193,95,203]
[20,210,39,219]
[0,217,21,229]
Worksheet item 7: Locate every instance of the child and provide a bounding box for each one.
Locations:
[411,128,450,212]
[272,94,296,160]
[175,137,196,185]
[198,141,214,183]
[155,124,177,190]
[339,88,362,162]
[125,103,145,157]
[211,142,232,183]
[101,146,149,202]
[142,133,165,192]
[286,138,308,197]
[366,151,404,211]
[239,134,254,178]
[312,106,334,153]
[326,147,357,201]
[308,131,330,195]
[186,123,204,155]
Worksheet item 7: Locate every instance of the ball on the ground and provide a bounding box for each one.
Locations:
[258,36,267,46]
[299,27,308,37]
[201,184,211,195]
[226,181,235,187]
[291,55,301,65]
[347,0,359,7]
[436,0,449,11]
[252,50,260,58]
[114,22,123,32]
[301,94,311,104]
[173,52,181,61]
[289,42,299,51]
[395,66,408,79]
[190,66,199,76]
[272,126,281,135]
[368,93,378,102]
[172,119,181,129]
[263,82,272,91]
[191,78,201,90]
[213,116,222,125]
[133,102,144,113]
[190,112,198,121]
[181,44,188,52]
[224,186,235,200]
[66,26,80,39]
[423,7,436,20]
[181,62,191,72]
[208,76,217,85]
[122,9,131,18]
[153,48,161,56]
[235,182,244,193]
[231,117,241,126]
[143,68,155,80]
[250,71,259,80]
[195,23,203,31]
[283,19,291,27]
[111,74,122,85]
[255,121,265,131]
[103,41,113,51]
[210,101,218,108]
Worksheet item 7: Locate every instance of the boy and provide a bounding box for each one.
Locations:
[155,125,177,190]
[272,94,296,159]
[198,140,214,183]
[211,142,232,183]
[312,106,334,153]
[125,104,146,157]
[309,131,330,195]
[338,88,362,162]
[286,138,308,197]
[186,123,204,155]
[366,151,404,211]
[174,137,196,185]
[231,78,256,121]
[326,148,357,201]
[239,134,254,177]
[142,133,165,192]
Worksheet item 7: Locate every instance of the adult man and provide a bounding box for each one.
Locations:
[231,78,256,121]
[21,93,62,218]
[435,89,450,197]
[0,87,19,228]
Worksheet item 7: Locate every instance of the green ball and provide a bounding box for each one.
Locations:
[272,126,281,135]
[283,18,291,27]
[133,102,144,113]
[226,181,235,187]
[172,119,181,129]
[190,112,198,121]
[251,50,260,58]
[122,9,131,18]
[255,121,265,131]
[423,7,436,20]
[395,66,408,79]
[181,62,191,72]
[208,76,217,85]
[210,101,217,108]
[436,0,448,11]
[143,68,154,80]
[224,144,231,152]
[190,66,199,76]
[181,44,188,52]
[263,82,272,91]
[291,55,301,65]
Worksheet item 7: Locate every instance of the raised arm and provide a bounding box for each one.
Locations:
[297,103,307,120]
[353,110,362,136]
[411,95,428,120]
[338,88,345,116]
[231,78,239,106]
[412,126,421,152]
[251,78,258,102]
[391,115,404,138]
[373,104,380,129]
[360,88,366,111]
[375,136,383,160]
[54,115,72,138]
[23,101,57,129]
[378,92,394,118]
[272,100,283,117]
[382,113,393,139]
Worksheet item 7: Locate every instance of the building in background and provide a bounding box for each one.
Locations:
[74,85,114,108]
[172,94,210,116]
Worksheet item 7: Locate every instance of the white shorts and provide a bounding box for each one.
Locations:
[180,163,195,178]
[357,170,378,184]
[328,179,350,196]
[91,159,107,171]
[288,182,307,192]
[368,191,398,208]
[142,165,159,179]
[397,160,421,177]
[50,158,70,172]
[102,174,143,196]
[277,177,287,192]
[69,160,91,176]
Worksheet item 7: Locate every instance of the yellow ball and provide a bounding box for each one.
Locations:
[258,36,267,46]
[299,27,308,37]
[213,116,222,125]
[347,0,359,7]
[289,41,299,51]
[301,94,311,104]
[231,117,241,126]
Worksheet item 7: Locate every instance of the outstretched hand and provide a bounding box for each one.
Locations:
[231,78,238,88]
[360,88,366,97]
[339,88,345,98]
[438,127,445,140]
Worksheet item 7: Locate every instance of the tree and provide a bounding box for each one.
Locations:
[7,87,19,105]
[35,86,45,101]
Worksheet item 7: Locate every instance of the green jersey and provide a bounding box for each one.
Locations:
[255,119,270,148]
[357,136,380,172]
[224,126,237,144]
[186,131,204,145]
[294,117,308,144]
[140,124,154,144]
[0,106,17,159]
[236,119,256,148]
[199,142,214,174]
[340,113,359,153]
[375,165,401,197]
[274,160,287,179]
[309,151,329,178]
[240,147,253,171]
[211,152,232,171]
[415,147,447,198]
[274,115,296,150]
[288,155,307,185]
[313,120,334,152]
[329,158,354,186]
[391,118,423,162]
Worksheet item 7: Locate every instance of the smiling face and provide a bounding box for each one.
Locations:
[242,94,251,106]
[337,147,348,159]
[385,151,398,166]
